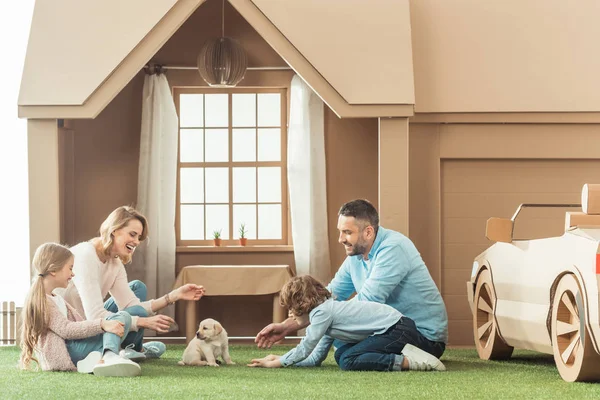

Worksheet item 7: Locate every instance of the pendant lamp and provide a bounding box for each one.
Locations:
[197,0,248,87]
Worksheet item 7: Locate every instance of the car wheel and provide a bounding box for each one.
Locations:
[551,274,600,382]
[473,269,513,360]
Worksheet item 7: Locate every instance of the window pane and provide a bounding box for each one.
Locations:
[205,129,229,162]
[206,205,229,240]
[180,129,204,162]
[258,167,281,202]
[179,94,203,127]
[180,168,204,203]
[258,93,280,126]
[233,167,256,202]
[180,205,204,240]
[233,204,256,239]
[205,94,228,127]
[205,168,229,203]
[258,204,281,239]
[258,128,280,161]
[232,128,256,162]
[232,93,256,127]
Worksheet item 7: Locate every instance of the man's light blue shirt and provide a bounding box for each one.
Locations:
[279,298,402,367]
[331,227,447,342]
[292,227,448,367]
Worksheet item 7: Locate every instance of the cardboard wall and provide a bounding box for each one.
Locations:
[408,122,600,346]
[63,0,379,337]
[324,111,379,278]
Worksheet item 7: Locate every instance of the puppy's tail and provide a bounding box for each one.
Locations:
[177,360,186,366]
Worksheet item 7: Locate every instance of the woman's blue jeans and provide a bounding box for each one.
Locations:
[334,316,446,371]
[103,280,148,351]
[66,311,132,364]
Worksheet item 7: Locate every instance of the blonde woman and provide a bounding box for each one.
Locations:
[62,206,204,360]
[20,243,141,376]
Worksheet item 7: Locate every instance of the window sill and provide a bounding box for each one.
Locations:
[176,245,294,253]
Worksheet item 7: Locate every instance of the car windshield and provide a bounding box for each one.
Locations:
[572,228,600,242]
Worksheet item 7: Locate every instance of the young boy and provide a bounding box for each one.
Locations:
[248,275,445,372]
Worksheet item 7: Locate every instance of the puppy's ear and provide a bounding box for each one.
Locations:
[214,322,223,335]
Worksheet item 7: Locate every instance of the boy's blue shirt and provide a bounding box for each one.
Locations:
[285,227,448,367]
[279,298,403,367]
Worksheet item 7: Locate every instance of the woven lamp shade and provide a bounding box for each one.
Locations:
[197,37,248,87]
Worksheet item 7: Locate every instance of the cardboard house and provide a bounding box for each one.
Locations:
[19,0,600,345]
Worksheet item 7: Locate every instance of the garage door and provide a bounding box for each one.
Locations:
[441,159,600,346]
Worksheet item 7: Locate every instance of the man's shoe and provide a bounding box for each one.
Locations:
[92,356,141,377]
[401,344,446,371]
[142,341,166,359]
[77,351,102,374]
[119,343,146,362]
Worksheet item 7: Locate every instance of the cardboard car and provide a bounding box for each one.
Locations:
[467,184,600,382]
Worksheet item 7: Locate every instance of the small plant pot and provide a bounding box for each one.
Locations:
[213,238,222,247]
[239,238,247,246]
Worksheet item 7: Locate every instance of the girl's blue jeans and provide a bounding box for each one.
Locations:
[66,311,132,364]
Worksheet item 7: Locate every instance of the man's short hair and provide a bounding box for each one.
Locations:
[338,199,379,232]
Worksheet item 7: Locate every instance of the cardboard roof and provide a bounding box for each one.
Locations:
[251,0,414,106]
[18,0,414,119]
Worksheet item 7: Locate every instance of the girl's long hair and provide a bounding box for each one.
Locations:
[19,243,73,370]
[98,206,148,264]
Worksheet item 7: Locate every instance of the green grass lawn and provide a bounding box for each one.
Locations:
[2,345,600,399]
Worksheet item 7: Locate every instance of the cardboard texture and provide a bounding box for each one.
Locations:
[565,211,600,230]
[582,184,600,214]
[485,217,513,243]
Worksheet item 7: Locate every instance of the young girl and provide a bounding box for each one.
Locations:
[248,275,446,372]
[20,243,141,376]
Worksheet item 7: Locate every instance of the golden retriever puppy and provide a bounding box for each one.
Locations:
[178,318,235,367]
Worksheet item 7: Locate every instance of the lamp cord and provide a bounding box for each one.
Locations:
[222,0,225,37]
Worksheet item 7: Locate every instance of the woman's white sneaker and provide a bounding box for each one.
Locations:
[77,351,102,374]
[92,356,141,377]
[401,344,446,371]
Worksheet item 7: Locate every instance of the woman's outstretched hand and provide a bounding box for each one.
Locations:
[174,284,205,301]
[138,314,175,333]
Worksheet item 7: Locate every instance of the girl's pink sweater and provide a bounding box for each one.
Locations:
[37,296,103,371]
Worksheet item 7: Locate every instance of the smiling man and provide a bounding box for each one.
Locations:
[256,199,448,368]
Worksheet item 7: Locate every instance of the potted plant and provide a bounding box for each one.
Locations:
[238,223,248,246]
[212,229,222,247]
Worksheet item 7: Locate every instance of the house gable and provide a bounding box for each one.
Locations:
[19,0,414,119]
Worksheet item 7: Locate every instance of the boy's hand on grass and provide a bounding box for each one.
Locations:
[101,319,125,337]
[247,355,282,368]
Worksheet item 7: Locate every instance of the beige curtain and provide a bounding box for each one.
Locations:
[131,73,178,326]
[288,75,331,282]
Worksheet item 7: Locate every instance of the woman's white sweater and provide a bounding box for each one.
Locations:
[62,242,153,331]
